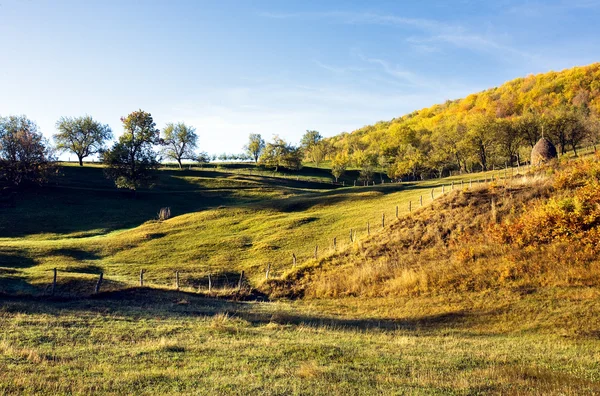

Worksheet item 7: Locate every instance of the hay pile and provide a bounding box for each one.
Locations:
[531,137,557,165]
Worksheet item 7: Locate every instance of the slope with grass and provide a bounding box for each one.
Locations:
[2,157,600,394]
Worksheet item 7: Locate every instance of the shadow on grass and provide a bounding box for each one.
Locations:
[0,287,474,332]
[0,249,37,269]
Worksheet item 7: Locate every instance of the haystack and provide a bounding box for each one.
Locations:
[531,137,557,166]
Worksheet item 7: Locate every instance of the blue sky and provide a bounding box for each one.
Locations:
[1,0,600,157]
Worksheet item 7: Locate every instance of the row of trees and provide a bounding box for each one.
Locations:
[0,110,204,190]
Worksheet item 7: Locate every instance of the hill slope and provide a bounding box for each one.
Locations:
[326,63,600,179]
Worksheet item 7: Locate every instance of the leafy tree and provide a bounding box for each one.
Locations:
[245,133,265,163]
[102,110,160,191]
[331,152,349,182]
[352,150,378,183]
[0,115,55,186]
[515,112,541,148]
[54,116,112,166]
[259,135,303,171]
[496,118,522,166]
[160,122,198,168]
[465,114,498,171]
[301,130,329,166]
[300,130,323,149]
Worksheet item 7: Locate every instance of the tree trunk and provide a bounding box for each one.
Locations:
[177,159,182,169]
[78,156,83,166]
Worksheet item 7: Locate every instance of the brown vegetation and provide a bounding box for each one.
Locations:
[268,155,600,299]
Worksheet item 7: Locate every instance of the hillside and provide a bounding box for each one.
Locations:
[325,63,600,180]
[2,157,600,394]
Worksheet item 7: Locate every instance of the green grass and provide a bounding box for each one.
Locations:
[1,289,599,394]
[0,162,511,292]
[2,159,600,394]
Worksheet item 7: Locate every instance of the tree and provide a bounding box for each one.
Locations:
[300,130,328,166]
[331,152,349,182]
[496,118,522,166]
[0,115,55,186]
[465,114,498,171]
[245,133,265,163]
[352,150,378,183]
[160,122,198,168]
[259,135,303,171]
[102,110,160,191]
[54,116,112,166]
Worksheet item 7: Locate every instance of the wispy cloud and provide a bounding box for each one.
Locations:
[259,10,537,63]
[313,61,365,74]
[258,11,461,34]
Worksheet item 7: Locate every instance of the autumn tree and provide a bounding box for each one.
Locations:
[259,135,302,171]
[331,151,349,182]
[0,115,55,186]
[300,130,328,166]
[102,110,160,192]
[465,114,498,171]
[160,122,198,168]
[245,133,265,163]
[496,118,522,166]
[54,116,112,166]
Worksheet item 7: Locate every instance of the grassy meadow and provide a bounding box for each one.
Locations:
[1,158,600,394]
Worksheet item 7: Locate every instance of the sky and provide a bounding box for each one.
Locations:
[1,0,600,158]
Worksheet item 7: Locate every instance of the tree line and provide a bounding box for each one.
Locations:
[0,110,204,191]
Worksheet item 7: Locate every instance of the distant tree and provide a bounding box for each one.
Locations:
[352,150,378,183]
[496,118,523,166]
[160,122,198,168]
[515,112,541,148]
[54,116,112,166]
[465,114,498,171]
[196,151,210,165]
[331,152,349,182]
[300,130,328,166]
[245,133,265,163]
[545,110,588,156]
[102,110,160,192]
[259,135,303,171]
[300,130,323,149]
[0,115,55,186]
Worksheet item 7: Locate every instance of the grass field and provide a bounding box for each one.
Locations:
[1,159,600,394]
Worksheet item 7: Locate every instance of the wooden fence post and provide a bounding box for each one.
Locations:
[350,229,353,242]
[175,271,180,290]
[238,271,244,291]
[265,264,271,280]
[396,205,399,219]
[208,273,212,293]
[333,237,337,250]
[382,213,385,228]
[409,200,412,212]
[367,222,370,236]
[292,253,297,266]
[95,272,103,294]
[420,195,423,206]
[442,185,445,194]
[51,268,57,295]
[139,269,144,287]
[431,189,434,200]
[451,181,454,190]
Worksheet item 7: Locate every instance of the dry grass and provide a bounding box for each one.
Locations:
[270,157,600,300]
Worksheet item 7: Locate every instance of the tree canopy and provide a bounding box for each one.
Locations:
[0,115,55,186]
[160,122,198,168]
[102,110,160,191]
[54,115,112,166]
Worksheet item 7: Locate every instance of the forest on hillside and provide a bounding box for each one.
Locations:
[307,63,600,181]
